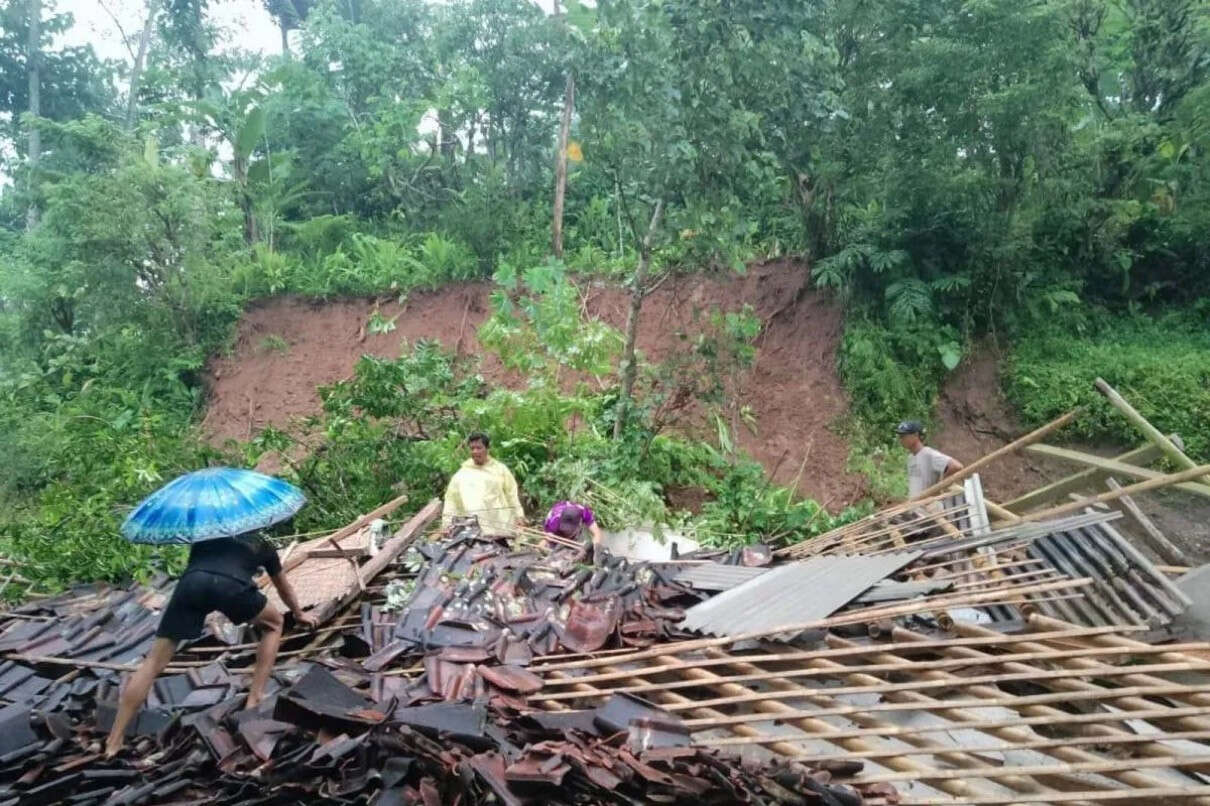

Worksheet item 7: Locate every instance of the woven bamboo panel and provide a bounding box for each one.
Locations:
[265,528,370,612]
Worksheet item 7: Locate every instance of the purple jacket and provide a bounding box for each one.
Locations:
[544,501,595,535]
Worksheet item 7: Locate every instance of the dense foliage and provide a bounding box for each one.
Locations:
[2,0,1209,589]
[1005,312,1210,457]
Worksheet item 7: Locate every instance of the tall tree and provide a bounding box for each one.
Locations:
[25,0,40,229]
[264,0,316,55]
[125,1,159,130]
[550,0,580,258]
[551,73,573,257]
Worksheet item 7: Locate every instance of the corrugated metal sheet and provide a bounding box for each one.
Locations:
[855,578,953,603]
[680,552,921,637]
[1027,521,1190,628]
[673,564,768,592]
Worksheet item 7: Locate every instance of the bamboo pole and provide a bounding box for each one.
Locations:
[1018,464,1210,523]
[536,632,1195,694]
[676,650,1066,799]
[853,754,1210,785]
[914,407,1084,501]
[982,497,1021,523]
[536,656,1210,704]
[897,787,1210,805]
[1106,477,1192,565]
[1095,378,1201,474]
[1005,440,1170,513]
[683,681,1210,729]
[786,730,1210,766]
[1025,443,1210,500]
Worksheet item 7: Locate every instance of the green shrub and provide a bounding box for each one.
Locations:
[1005,313,1210,459]
[839,315,963,438]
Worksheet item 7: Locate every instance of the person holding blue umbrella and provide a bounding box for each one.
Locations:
[105,468,317,758]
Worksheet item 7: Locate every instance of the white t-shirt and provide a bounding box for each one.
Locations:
[907,446,954,498]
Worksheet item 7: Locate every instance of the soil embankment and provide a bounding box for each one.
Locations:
[202,261,867,507]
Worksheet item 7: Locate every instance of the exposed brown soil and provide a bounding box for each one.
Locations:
[202,261,868,508]
[933,342,1053,504]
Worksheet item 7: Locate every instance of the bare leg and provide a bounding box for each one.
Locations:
[104,637,177,758]
[244,604,284,709]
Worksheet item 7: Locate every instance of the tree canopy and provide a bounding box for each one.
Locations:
[2,0,1209,590]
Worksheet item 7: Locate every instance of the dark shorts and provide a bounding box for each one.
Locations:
[156,571,268,641]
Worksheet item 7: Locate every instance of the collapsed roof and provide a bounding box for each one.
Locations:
[3,379,1210,804]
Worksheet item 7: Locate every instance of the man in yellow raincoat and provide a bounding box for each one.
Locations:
[442,432,526,535]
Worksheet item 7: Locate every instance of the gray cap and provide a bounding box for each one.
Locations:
[895,420,924,436]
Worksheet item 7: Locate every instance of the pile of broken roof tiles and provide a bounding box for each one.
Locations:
[353,518,711,678]
[1,660,890,805]
[0,520,896,805]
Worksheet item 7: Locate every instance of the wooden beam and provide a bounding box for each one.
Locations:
[982,497,1021,524]
[1017,464,1210,524]
[308,548,371,560]
[915,407,1084,500]
[311,498,440,625]
[1024,443,1210,500]
[1106,477,1192,566]
[1005,440,1169,513]
[1096,377,1202,475]
[273,490,411,579]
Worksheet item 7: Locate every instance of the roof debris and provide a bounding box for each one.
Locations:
[5,387,1210,805]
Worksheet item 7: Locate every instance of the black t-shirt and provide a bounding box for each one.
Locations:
[184,534,282,584]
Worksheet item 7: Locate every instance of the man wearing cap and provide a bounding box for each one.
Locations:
[896,421,963,500]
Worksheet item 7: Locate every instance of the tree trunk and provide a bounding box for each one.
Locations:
[613,199,664,440]
[25,0,41,230]
[551,72,575,258]
[235,158,257,245]
[126,0,158,131]
[438,109,457,160]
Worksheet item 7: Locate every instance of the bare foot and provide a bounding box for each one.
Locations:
[103,735,123,759]
[244,692,261,710]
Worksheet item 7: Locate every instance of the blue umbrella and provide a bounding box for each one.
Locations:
[121,467,306,545]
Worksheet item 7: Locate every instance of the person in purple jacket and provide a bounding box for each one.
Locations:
[544,500,603,546]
